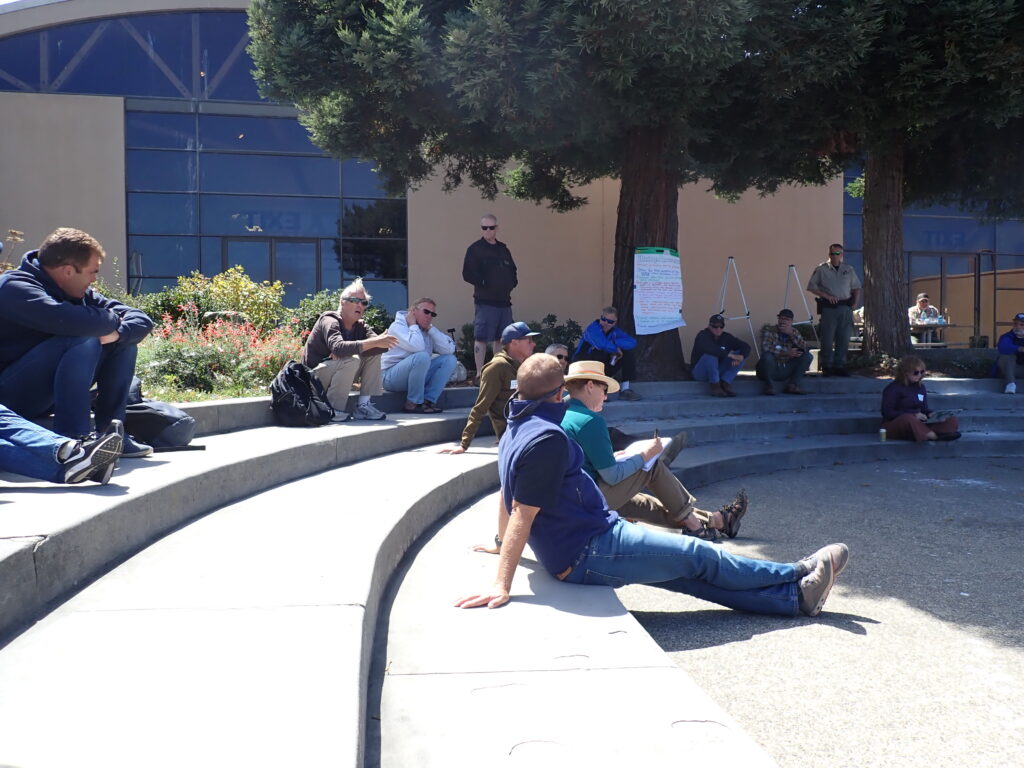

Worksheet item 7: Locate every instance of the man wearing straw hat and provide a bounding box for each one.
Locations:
[560,360,747,541]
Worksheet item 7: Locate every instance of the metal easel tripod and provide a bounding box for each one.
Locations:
[715,256,760,360]
[782,264,820,346]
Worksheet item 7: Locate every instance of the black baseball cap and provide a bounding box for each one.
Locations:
[777,308,795,319]
[708,314,725,327]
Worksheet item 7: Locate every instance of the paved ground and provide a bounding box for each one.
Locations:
[617,456,1024,768]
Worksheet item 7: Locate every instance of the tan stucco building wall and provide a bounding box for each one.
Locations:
[0,90,125,276]
[410,176,843,363]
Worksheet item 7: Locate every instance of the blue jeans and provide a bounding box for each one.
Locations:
[0,335,138,438]
[0,404,67,483]
[383,352,458,404]
[691,353,745,384]
[563,519,800,616]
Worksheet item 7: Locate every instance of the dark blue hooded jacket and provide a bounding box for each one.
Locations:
[0,251,153,372]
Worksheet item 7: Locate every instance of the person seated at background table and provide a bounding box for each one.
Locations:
[880,355,960,442]
[381,298,458,413]
[996,311,1024,394]
[756,308,812,395]
[908,293,941,343]
[0,405,123,485]
[301,278,399,421]
[575,306,641,401]
[690,314,750,397]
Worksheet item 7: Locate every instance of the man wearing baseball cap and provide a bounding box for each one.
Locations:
[996,312,1024,394]
[441,322,540,454]
[756,309,812,395]
[690,314,751,397]
[560,360,747,540]
[908,293,941,344]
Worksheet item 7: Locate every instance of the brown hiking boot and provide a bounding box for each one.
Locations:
[709,382,728,397]
[719,380,738,397]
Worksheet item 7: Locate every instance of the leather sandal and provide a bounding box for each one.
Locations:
[718,490,749,539]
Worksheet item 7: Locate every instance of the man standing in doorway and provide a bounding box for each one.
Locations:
[463,214,518,381]
[806,243,861,377]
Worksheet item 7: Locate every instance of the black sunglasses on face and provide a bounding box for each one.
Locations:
[344,297,370,307]
[911,369,926,375]
[599,316,616,324]
[711,324,725,329]
[418,307,438,317]
[481,225,497,230]
[554,354,568,360]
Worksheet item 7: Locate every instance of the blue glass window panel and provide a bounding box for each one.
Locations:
[0,31,40,91]
[320,239,342,291]
[342,199,407,238]
[198,12,261,102]
[127,150,197,192]
[905,202,980,218]
[128,235,199,277]
[200,153,340,196]
[129,276,178,295]
[341,239,407,280]
[199,115,323,154]
[55,17,191,98]
[909,255,942,281]
[48,20,103,82]
[343,160,393,198]
[201,237,222,275]
[126,113,196,150]
[200,195,340,237]
[903,217,994,252]
[843,214,862,251]
[995,221,1024,255]
[128,193,197,235]
[362,280,408,318]
[225,239,270,283]
[274,241,318,307]
[842,251,863,285]
[944,255,976,276]
[842,180,863,215]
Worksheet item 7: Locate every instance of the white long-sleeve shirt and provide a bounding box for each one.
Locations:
[381,310,456,370]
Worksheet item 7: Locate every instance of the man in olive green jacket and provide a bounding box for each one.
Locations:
[441,322,539,454]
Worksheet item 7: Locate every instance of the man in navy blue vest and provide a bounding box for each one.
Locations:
[455,353,850,617]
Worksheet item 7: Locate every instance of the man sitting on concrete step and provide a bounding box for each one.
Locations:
[756,308,812,395]
[455,352,850,617]
[0,405,123,485]
[690,314,750,397]
[559,360,746,541]
[441,322,539,454]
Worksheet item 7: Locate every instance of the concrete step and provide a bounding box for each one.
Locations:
[0,441,500,768]
[671,431,1024,490]
[0,410,477,641]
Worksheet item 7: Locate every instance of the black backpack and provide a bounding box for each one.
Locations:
[123,377,197,449]
[269,360,335,427]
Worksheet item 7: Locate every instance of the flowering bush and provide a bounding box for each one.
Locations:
[138,302,304,398]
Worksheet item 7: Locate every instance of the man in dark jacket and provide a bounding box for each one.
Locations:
[0,228,154,455]
[690,314,751,397]
[462,214,518,379]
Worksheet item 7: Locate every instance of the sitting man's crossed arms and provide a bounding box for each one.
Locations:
[455,353,849,617]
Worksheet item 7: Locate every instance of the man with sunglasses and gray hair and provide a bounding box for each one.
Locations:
[382,298,458,413]
[302,277,399,421]
[807,243,861,377]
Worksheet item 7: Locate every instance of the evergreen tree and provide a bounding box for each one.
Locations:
[248,0,870,377]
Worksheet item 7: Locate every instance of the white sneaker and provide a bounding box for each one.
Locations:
[1005,382,1016,394]
[353,401,386,420]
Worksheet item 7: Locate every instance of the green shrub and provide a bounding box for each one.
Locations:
[457,315,583,373]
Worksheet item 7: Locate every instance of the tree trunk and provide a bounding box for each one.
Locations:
[861,143,911,359]
[613,126,687,380]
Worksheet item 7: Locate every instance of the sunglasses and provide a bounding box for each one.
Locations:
[417,307,438,317]
[919,299,929,303]
[829,251,843,256]
[711,324,725,329]
[554,354,568,360]
[343,297,370,307]
[481,225,497,230]
[599,316,616,324]
[911,369,926,376]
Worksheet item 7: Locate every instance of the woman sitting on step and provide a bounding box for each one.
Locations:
[880,355,961,442]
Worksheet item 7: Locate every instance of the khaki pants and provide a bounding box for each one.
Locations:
[598,459,695,528]
[312,355,383,412]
